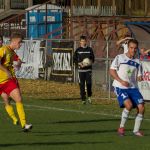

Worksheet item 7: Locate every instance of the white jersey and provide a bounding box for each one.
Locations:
[110,54,142,89]
[122,43,128,53]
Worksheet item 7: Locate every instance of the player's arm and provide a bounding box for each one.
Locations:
[0,60,12,78]
[0,49,12,78]
[144,49,150,54]
[116,37,132,46]
[13,53,22,69]
[73,49,83,68]
[73,49,78,65]
[109,69,129,87]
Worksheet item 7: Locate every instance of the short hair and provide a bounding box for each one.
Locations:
[80,35,87,41]
[10,32,23,41]
[128,39,138,47]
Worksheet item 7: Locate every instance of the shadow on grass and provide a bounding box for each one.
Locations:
[36,97,81,101]
[32,128,149,137]
[32,128,118,137]
[50,118,120,124]
[0,141,113,147]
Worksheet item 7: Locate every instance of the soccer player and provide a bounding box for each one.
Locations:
[0,35,20,125]
[73,35,95,104]
[110,39,145,137]
[1,54,22,125]
[0,32,32,132]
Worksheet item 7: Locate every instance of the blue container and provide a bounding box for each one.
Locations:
[26,5,63,39]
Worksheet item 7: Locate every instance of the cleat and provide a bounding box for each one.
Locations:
[133,131,144,137]
[82,100,86,105]
[118,127,125,136]
[22,124,32,132]
[13,119,19,125]
[87,97,92,104]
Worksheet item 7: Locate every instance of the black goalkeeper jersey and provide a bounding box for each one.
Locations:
[73,46,95,72]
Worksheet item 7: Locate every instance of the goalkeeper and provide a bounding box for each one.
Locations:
[73,36,95,104]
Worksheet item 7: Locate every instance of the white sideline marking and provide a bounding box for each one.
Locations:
[23,103,150,121]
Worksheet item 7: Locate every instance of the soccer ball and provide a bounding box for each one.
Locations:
[82,58,92,67]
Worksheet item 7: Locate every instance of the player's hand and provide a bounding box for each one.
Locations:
[14,61,21,69]
[14,60,25,70]
[137,76,143,82]
[17,59,24,68]
[120,80,130,87]
[17,61,22,68]
[78,62,84,68]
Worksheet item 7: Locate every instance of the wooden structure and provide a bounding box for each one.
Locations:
[0,0,150,40]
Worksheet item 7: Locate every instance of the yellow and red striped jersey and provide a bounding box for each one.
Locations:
[0,45,18,83]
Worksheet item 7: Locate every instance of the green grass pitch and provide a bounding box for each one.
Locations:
[0,98,150,150]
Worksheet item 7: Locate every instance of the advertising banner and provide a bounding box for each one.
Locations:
[15,40,41,79]
[138,61,150,100]
[51,41,74,82]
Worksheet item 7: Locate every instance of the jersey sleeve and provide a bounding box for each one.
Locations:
[73,49,78,64]
[110,55,120,70]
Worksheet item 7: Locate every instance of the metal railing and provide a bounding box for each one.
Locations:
[43,39,119,100]
[43,39,150,100]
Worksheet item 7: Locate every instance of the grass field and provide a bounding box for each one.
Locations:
[0,79,150,150]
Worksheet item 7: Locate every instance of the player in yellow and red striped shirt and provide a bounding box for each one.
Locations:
[0,32,32,132]
[0,35,21,126]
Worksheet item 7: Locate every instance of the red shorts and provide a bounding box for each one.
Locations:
[0,78,19,95]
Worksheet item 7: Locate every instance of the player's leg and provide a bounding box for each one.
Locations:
[79,72,86,103]
[127,88,144,136]
[133,103,144,136]
[1,92,18,125]
[120,99,132,127]
[130,89,145,136]
[85,71,92,104]
[114,88,132,136]
[117,99,132,136]
[9,88,32,131]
